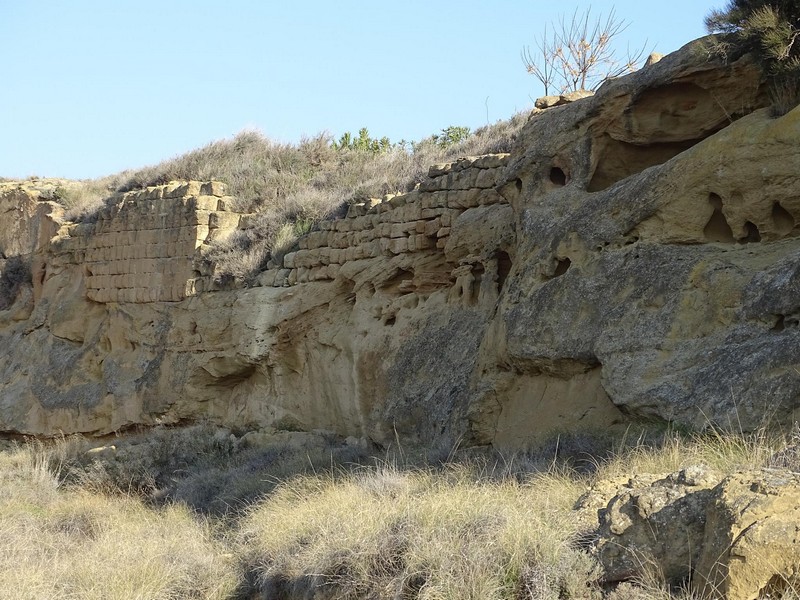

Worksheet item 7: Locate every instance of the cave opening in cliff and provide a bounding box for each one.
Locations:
[588,136,703,192]
[741,221,761,243]
[703,193,735,243]
[772,201,795,235]
[549,167,567,186]
[553,257,572,277]
[496,251,512,290]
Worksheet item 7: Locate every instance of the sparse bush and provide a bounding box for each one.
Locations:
[431,125,472,148]
[522,8,646,95]
[56,182,109,222]
[706,0,800,115]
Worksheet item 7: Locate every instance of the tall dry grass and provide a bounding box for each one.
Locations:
[238,463,595,600]
[4,422,795,599]
[0,443,237,600]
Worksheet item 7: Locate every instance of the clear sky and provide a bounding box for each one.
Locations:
[1,1,712,180]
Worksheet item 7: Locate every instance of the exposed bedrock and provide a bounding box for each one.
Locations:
[1,39,799,449]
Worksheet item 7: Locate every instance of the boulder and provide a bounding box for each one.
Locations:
[695,470,800,600]
[593,467,800,600]
[595,466,719,585]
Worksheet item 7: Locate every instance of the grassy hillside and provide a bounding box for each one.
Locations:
[53,116,527,284]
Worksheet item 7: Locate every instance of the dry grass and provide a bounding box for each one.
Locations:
[0,444,237,600]
[49,180,111,222]
[238,463,597,599]
[593,424,791,480]
[112,116,526,215]
[4,422,795,599]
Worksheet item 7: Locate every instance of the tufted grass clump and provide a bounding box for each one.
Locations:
[237,462,598,600]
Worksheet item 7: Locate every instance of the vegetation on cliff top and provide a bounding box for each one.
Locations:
[47,115,525,284]
[706,0,800,114]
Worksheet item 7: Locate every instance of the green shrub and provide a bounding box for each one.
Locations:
[431,125,472,148]
[332,127,392,153]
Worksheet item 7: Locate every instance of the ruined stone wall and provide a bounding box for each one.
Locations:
[50,181,243,303]
[40,155,510,305]
[259,153,510,287]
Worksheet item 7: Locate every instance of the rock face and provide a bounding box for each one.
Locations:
[592,467,800,600]
[0,39,798,449]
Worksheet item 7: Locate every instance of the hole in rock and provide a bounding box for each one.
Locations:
[496,251,512,291]
[209,365,257,388]
[773,315,786,332]
[549,167,567,186]
[703,193,735,243]
[740,221,761,243]
[624,81,739,139]
[772,202,795,236]
[553,257,571,278]
[588,137,703,192]
[384,316,396,327]
[515,178,523,193]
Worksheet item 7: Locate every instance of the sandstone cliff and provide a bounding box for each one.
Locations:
[1,39,797,450]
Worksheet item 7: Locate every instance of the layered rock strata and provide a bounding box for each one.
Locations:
[1,39,798,450]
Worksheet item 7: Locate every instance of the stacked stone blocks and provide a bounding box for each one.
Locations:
[53,181,242,303]
[267,153,509,286]
[51,153,509,301]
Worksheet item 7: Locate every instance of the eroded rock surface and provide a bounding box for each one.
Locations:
[0,39,798,450]
[592,467,800,600]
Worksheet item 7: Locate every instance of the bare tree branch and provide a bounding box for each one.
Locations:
[522,7,647,96]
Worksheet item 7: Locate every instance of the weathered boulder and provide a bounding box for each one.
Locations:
[593,467,800,600]
[534,89,594,109]
[594,466,719,585]
[695,470,800,600]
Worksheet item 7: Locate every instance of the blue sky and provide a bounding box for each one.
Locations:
[1,1,711,179]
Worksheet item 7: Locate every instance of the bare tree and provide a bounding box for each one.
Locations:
[522,8,646,95]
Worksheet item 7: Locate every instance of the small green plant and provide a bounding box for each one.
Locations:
[432,125,472,148]
[706,0,800,115]
[332,127,392,153]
